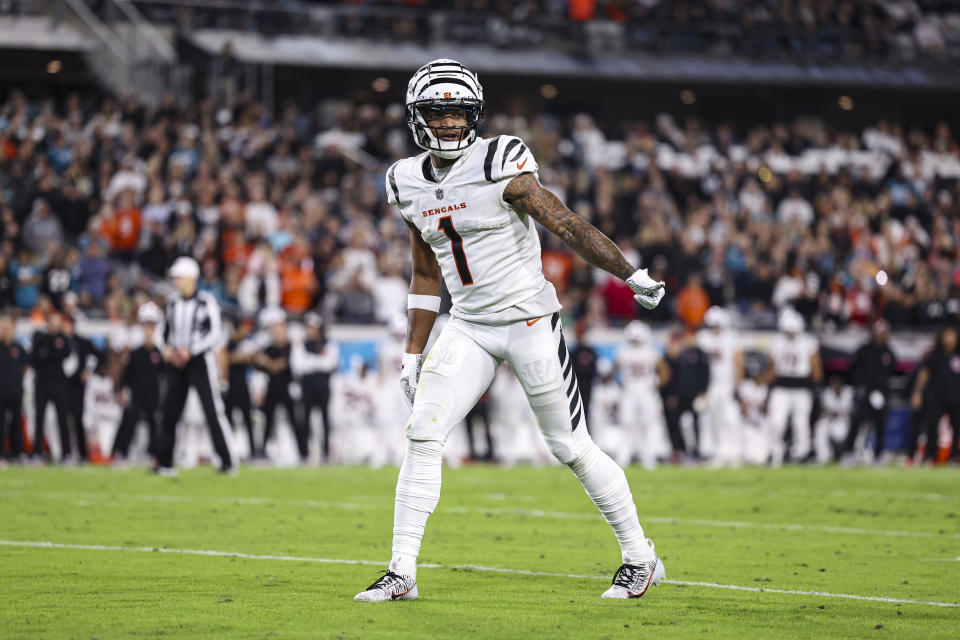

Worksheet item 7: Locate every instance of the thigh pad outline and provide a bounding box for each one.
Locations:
[509,334,563,401]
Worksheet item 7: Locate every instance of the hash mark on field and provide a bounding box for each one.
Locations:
[1,539,957,609]
[5,489,957,540]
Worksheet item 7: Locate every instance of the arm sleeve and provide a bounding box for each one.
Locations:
[849,345,865,384]
[31,333,46,365]
[190,295,223,355]
[120,357,133,390]
[696,350,711,394]
[161,300,172,347]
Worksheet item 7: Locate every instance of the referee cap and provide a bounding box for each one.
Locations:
[169,256,200,280]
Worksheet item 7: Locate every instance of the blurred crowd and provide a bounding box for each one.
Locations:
[1,89,960,331]
[124,0,960,61]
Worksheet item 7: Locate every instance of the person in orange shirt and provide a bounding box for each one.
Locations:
[103,189,142,262]
[675,274,711,328]
[280,257,317,314]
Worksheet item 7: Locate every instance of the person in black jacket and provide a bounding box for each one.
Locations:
[224,316,258,459]
[842,319,898,462]
[112,302,165,461]
[911,325,960,464]
[292,312,338,463]
[63,315,100,463]
[0,313,29,461]
[570,319,598,433]
[31,312,72,462]
[657,329,710,462]
[255,307,307,463]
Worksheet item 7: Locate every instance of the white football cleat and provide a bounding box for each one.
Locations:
[601,541,665,599]
[354,570,418,602]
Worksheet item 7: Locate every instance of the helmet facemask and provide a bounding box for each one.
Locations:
[405,59,485,160]
[407,99,485,159]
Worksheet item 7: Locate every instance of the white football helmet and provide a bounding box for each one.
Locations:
[778,308,804,334]
[406,59,485,159]
[704,306,729,329]
[137,301,162,324]
[258,306,286,329]
[624,320,651,344]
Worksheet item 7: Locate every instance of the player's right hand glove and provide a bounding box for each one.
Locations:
[400,352,424,409]
[626,268,666,310]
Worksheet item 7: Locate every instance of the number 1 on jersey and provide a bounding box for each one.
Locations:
[438,216,473,286]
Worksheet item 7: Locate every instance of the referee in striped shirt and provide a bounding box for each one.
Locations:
[155,257,237,476]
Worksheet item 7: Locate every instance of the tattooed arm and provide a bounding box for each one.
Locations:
[503,172,635,280]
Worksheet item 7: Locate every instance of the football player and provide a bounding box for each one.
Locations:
[736,359,770,466]
[696,307,744,466]
[815,375,854,464]
[355,59,666,602]
[616,320,666,470]
[590,358,627,467]
[766,308,822,465]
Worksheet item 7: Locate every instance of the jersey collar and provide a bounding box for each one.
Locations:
[421,142,478,184]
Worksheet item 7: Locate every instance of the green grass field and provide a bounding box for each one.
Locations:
[1,463,958,639]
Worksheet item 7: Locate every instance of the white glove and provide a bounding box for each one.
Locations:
[400,352,424,409]
[626,268,666,310]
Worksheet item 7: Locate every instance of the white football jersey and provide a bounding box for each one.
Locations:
[697,329,739,388]
[616,343,660,391]
[769,333,819,378]
[387,136,561,323]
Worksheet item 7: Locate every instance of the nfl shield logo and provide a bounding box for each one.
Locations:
[435,188,444,200]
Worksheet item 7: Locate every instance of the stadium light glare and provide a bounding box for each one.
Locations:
[540,84,558,99]
[838,95,854,110]
[679,89,696,104]
[46,60,62,74]
[371,77,391,92]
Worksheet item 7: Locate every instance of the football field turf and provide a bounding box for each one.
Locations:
[1,464,958,639]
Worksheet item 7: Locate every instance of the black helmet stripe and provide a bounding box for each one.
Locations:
[414,76,479,97]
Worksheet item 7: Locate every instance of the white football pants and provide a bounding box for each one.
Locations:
[390,313,655,577]
[767,388,813,464]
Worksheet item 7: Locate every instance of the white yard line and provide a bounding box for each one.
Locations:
[921,557,960,562]
[4,489,958,540]
[0,539,956,609]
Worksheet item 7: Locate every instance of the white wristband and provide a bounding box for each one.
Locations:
[408,294,441,313]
